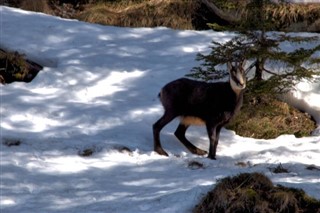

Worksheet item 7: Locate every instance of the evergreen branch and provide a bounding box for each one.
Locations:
[245,60,257,74]
[263,68,280,76]
[278,34,319,43]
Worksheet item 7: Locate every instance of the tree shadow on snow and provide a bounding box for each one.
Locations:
[1,7,320,212]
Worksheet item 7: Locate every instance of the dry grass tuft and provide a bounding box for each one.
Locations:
[194,173,320,213]
[77,0,199,29]
[4,0,320,31]
[20,0,52,14]
[308,18,320,32]
[269,163,289,174]
[0,49,42,84]
[265,3,320,31]
[227,92,316,139]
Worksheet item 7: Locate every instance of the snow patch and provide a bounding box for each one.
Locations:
[0,6,319,213]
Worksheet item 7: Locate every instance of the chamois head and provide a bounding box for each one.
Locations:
[227,61,246,93]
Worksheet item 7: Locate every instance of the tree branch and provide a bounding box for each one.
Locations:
[245,60,257,74]
[263,68,280,76]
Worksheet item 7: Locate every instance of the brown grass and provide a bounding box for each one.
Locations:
[194,173,320,213]
[77,0,200,29]
[4,0,320,31]
[269,163,290,174]
[76,1,320,31]
[0,49,42,84]
[20,0,52,14]
[265,3,320,31]
[227,92,316,139]
[308,18,320,32]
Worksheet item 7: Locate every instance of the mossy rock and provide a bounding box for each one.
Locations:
[194,172,320,213]
[227,92,316,139]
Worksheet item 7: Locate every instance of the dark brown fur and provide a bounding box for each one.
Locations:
[152,63,245,159]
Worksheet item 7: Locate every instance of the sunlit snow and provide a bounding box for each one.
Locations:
[0,6,319,213]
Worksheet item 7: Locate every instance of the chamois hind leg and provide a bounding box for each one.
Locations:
[153,111,176,156]
[174,123,207,156]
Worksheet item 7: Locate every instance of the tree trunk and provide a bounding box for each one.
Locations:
[255,58,264,81]
[200,0,241,24]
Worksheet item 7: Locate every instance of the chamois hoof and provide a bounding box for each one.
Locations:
[155,147,169,157]
[207,154,217,160]
[192,149,207,156]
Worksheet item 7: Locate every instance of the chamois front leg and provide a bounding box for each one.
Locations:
[206,123,222,160]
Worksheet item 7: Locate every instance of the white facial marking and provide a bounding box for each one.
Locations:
[230,68,246,91]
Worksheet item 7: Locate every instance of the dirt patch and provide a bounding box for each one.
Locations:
[3,138,22,147]
[187,160,205,170]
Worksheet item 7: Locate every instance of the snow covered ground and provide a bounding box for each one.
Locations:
[0,6,319,213]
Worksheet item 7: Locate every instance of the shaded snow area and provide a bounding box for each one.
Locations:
[0,6,319,213]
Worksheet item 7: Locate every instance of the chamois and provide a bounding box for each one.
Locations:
[152,61,246,159]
